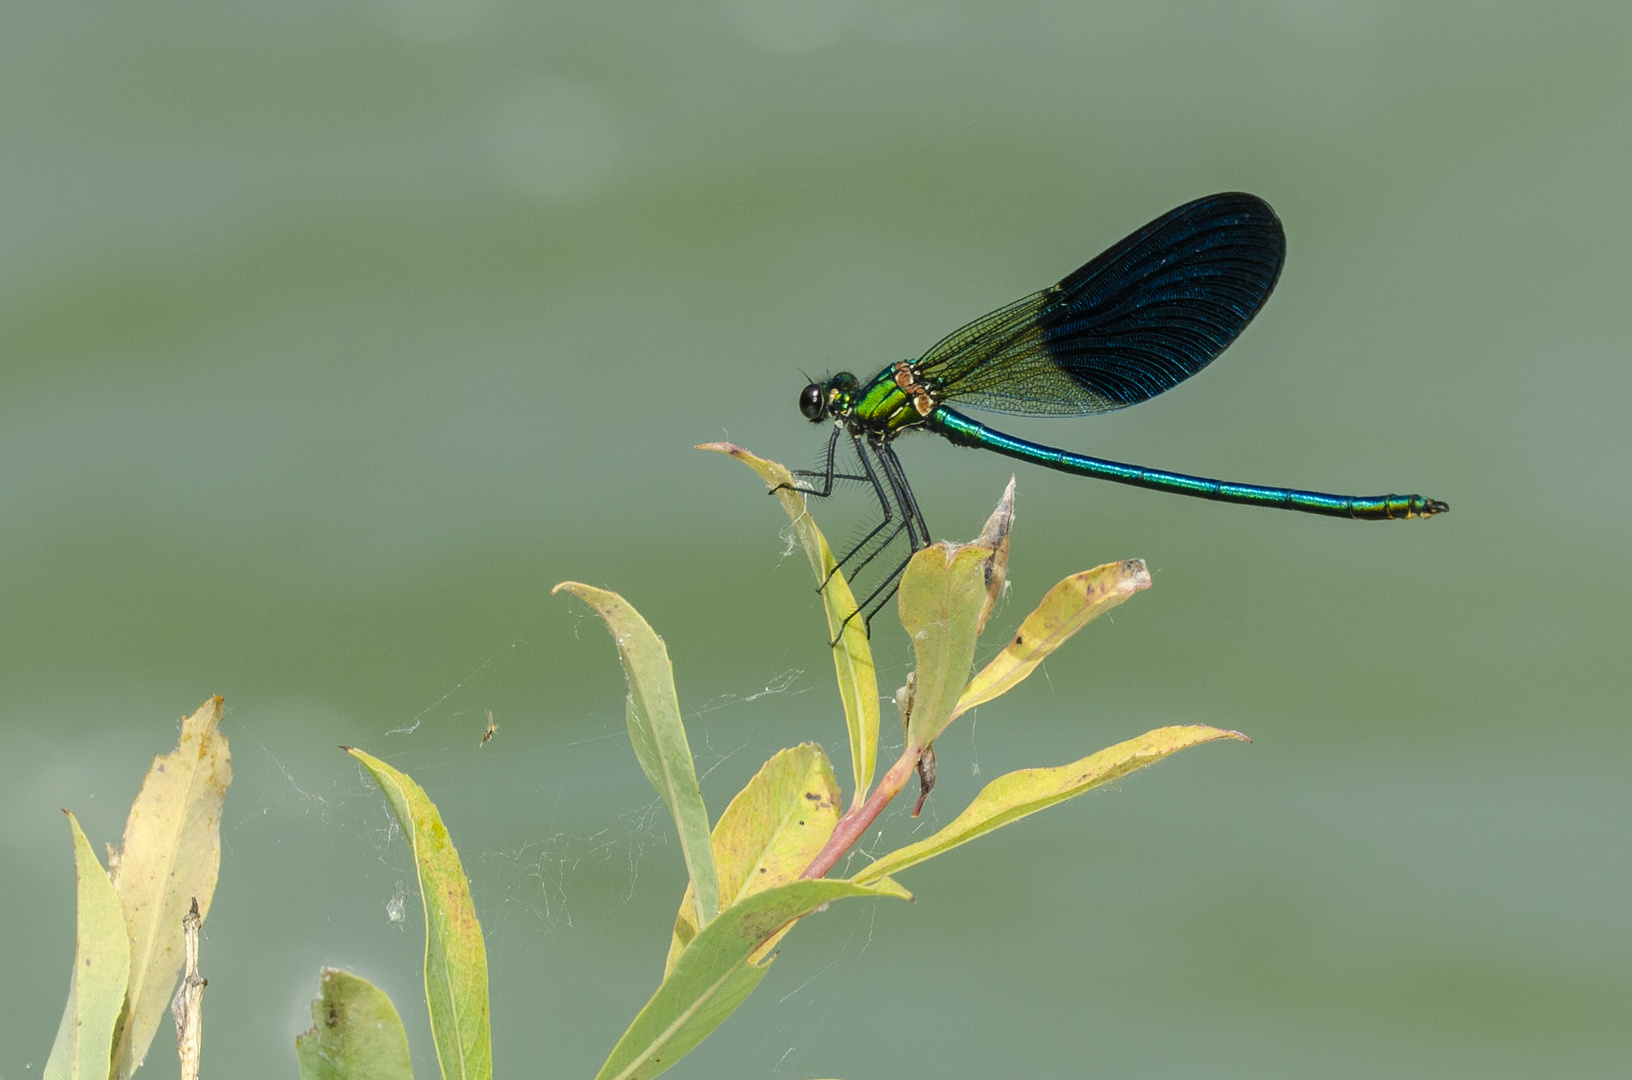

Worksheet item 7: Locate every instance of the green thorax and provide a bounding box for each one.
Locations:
[848,362,938,435]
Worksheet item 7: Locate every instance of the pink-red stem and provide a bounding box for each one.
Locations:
[801,742,924,880]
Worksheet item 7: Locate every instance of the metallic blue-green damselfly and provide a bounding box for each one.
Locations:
[786,193,1447,628]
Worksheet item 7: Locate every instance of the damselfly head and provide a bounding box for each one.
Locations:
[799,372,859,421]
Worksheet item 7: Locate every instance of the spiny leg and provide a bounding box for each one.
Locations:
[829,458,911,638]
[776,426,848,497]
[824,436,903,584]
[778,426,882,499]
[841,518,908,584]
[851,549,915,631]
[779,430,906,588]
[771,429,904,642]
[834,441,932,637]
[875,442,930,552]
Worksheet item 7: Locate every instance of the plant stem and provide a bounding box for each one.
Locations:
[801,743,923,880]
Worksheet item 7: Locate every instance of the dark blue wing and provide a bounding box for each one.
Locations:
[918,193,1286,416]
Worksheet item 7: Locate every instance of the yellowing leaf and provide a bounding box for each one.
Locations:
[295,968,414,1080]
[109,696,231,1080]
[43,812,130,1080]
[348,748,489,1080]
[699,442,879,808]
[853,726,1247,885]
[596,878,910,1080]
[894,482,1015,749]
[951,559,1151,722]
[554,582,720,926]
[897,542,991,750]
[666,744,842,977]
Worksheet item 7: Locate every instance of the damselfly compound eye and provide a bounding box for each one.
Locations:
[799,382,824,421]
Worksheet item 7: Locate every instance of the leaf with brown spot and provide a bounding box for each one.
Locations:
[950,560,1151,723]
[665,744,842,977]
[295,968,413,1080]
[347,748,489,1080]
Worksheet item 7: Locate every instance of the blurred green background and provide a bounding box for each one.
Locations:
[3,0,1628,1076]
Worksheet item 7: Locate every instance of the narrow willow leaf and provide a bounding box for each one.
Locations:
[596,878,911,1080]
[43,813,131,1080]
[699,442,880,808]
[295,968,415,1080]
[897,542,992,750]
[110,696,231,1080]
[347,749,490,1080]
[853,726,1247,885]
[553,582,720,926]
[666,744,842,977]
[951,560,1151,723]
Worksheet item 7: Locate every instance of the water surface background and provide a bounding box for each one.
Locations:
[3,1,1629,1076]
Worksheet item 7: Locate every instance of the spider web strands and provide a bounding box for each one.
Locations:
[700,442,881,811]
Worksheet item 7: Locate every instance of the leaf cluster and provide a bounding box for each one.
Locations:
[39,445,1244,1080]
[45,698,230,1080]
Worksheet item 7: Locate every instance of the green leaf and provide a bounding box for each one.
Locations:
[665,744,842,977]
[699,442,880,809]
[43,812,130,1080]
[109,695,232,1080]
[853,726,1248,885]
[553,582,721,927]
[896,543,991,749]
[894,483,1015,750]
[295,968,414,1080]
[595,877,911,1080]
[346,748,490,1080]
[951,559,1151,722]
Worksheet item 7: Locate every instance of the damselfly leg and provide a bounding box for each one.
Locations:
[775,429,931,635]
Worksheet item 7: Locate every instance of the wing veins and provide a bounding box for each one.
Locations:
[911,194,1286,419]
